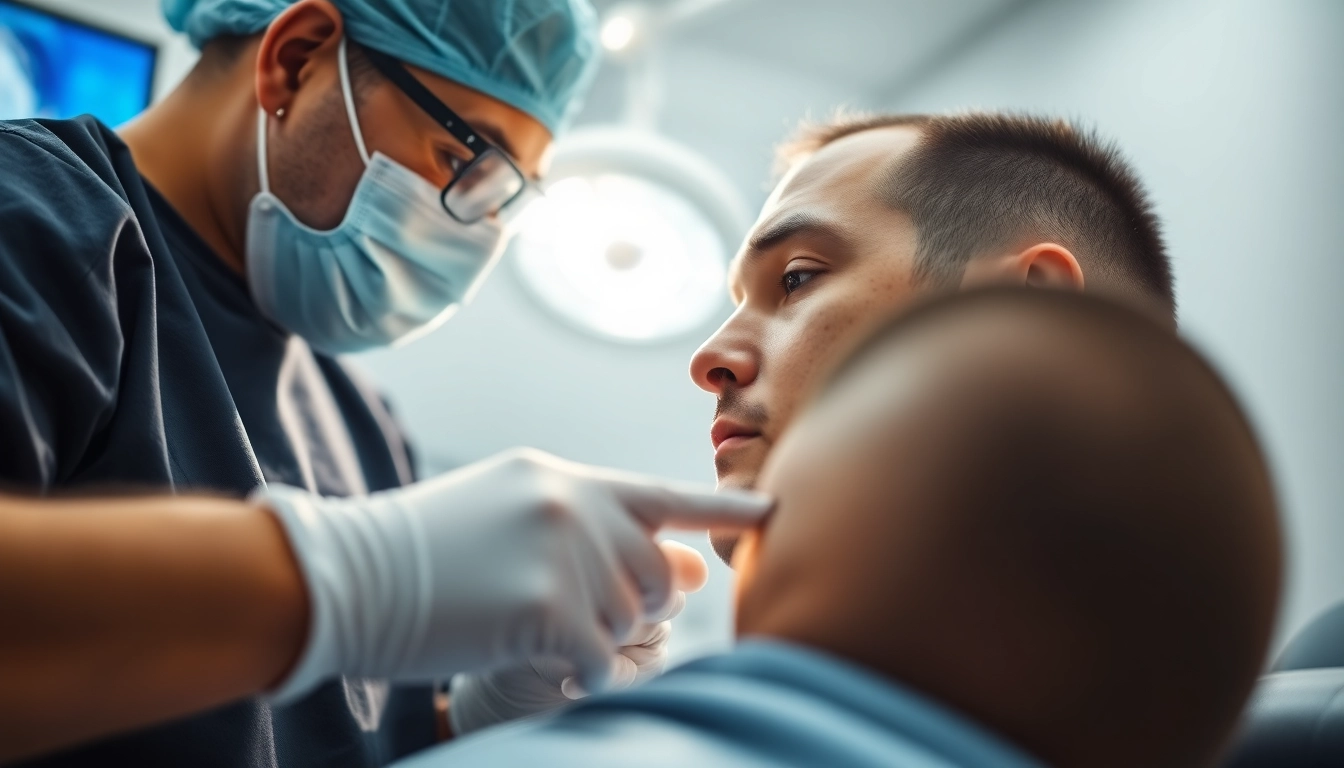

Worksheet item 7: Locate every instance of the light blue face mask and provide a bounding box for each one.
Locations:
[245,39,507,355]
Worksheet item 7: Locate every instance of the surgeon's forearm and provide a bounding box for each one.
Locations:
[0,493,308,763]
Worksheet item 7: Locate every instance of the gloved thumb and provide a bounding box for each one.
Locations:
[659,540,709,593]
[565,624,620,695]
[562,653,637,700]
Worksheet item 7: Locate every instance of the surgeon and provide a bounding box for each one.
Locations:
[0,0,769,765]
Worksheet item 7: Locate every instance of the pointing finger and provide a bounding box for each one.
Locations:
[613,481,773,531]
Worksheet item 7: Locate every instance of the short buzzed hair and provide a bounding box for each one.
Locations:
[807,288,1278,767]
[780,113,1175,320]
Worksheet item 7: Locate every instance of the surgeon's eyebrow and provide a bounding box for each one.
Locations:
[746,211,851,257]
[471,123,540,180]
[472,123,517,160]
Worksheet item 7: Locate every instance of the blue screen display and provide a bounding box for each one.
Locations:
[0,0,156,126]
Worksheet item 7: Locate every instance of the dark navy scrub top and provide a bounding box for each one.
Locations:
[0,116,437,767]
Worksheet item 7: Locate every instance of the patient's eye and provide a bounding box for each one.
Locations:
[781,269,819,296]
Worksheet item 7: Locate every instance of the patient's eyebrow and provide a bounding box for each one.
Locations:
[730,211,853,302]
[747,211,849,255]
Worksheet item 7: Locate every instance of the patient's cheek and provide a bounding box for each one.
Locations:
[731,528,763,616]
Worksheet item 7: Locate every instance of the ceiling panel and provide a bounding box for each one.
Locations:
[596,0,1026,95]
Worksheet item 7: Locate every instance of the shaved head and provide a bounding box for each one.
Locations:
[734,289,1282,768]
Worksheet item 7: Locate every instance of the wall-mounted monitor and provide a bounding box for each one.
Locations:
[0,0,156,126]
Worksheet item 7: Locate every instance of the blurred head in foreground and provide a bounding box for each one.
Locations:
[731,289,1282,768]
[693,112,1176,560]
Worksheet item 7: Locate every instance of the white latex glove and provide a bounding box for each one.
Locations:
[448,541,708,735]
[258,449,768,703]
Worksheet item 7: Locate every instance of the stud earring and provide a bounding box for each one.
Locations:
[275,107,286,119]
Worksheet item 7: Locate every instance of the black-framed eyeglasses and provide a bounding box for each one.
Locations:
[363,47,532,225]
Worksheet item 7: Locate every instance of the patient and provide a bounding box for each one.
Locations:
[400,289,1282,768]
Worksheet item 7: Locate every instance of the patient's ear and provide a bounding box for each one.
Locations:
[960,243,1085,292]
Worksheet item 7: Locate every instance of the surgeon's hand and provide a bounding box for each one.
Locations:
[257,449,768,703]
[448,541,708,736]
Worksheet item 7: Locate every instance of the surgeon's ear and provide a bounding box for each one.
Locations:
[254,0,344,116]
[960,242,1085,292]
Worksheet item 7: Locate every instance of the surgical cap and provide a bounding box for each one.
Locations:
[162,0,600,135]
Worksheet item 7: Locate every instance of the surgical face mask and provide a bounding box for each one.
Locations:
[245,38,507,355]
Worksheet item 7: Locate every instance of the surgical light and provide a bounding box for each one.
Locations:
[600,15,637,52]
[511,128,749,344]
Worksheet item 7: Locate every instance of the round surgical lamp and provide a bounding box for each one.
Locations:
[511,127,749,344]
[509,0,749,344]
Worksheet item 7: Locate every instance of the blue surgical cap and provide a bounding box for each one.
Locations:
[162,0,600,135]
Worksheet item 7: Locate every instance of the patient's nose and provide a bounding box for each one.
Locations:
[690,320,760,395]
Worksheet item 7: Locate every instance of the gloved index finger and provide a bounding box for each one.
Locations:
[612,478,774,531]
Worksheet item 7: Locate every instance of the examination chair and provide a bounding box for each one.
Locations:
[1220,599,1344,767]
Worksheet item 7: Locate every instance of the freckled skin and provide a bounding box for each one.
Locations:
[690,127,929,494]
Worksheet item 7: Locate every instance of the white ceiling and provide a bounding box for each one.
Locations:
[666,0,1024,94]
[576,0,1030,207]
[593,0,1025,96]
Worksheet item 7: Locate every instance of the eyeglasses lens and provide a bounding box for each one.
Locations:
[442,148,526,222]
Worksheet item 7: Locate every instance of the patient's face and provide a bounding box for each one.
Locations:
[690,126,925,559]
[727,305,1005,636]
[727,313,1003,637]
[728,342,933,635]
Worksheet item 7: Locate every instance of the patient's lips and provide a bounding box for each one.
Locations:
[711,418,761,457]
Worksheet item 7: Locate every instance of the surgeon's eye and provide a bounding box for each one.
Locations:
[439,150,467,177]
[781,269,819,296]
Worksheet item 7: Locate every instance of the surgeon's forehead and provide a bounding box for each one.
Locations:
[728,126,924,292]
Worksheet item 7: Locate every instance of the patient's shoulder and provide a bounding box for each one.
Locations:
[393,643,1016,768]
[404,708,785,768]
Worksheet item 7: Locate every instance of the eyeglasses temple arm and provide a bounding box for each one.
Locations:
[361,46,484,158]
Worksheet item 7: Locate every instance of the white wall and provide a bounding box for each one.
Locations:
[884,0,1344,645]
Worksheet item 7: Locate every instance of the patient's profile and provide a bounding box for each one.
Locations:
[734,288,1282,768]
[399,289,1282,768]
